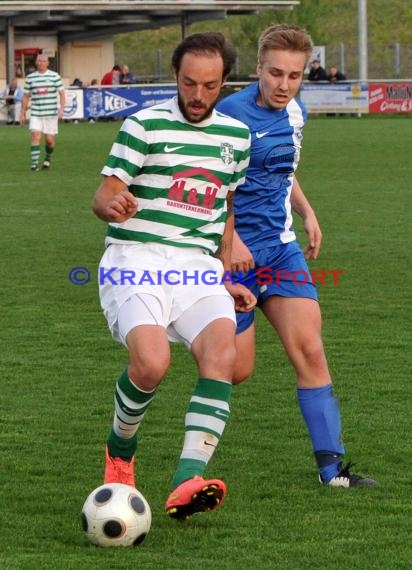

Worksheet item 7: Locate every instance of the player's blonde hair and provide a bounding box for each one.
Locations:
[257,24,314,65]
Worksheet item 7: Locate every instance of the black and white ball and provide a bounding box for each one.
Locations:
[81,483,151,547]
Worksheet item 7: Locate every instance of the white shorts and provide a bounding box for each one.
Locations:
[29,115,59,135]
[98,242,236,347]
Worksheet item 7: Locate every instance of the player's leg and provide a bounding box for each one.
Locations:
[232,267,259,384]
[257,241,376,486]
[28,121,42,171]
[165,295,236,519]
[105,294,170,487]
[262,294,377,486]
[42,131,56,169]
[262,296,330,386]
[233,322,256,384]
[262,295,342,479]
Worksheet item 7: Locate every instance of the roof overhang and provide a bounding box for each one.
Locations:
[0,1,300,43]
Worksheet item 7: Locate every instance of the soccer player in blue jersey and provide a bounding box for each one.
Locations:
[217,24,377,487]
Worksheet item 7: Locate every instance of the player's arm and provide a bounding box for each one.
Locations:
[92,175,138,223]
[215,191,235,272]
[291,176,322,260]
[231,230,255,273]
[58,88,66,120]
[216,192,256,312]
[20,92,30,124]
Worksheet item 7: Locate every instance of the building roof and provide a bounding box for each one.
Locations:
[0,1,300,43]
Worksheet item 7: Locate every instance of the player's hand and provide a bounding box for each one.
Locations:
[302,212,322,260]
[225,282,256,312]
[231,234,255,273]
[105,190,138,223]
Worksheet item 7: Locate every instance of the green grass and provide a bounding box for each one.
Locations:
[0,117,411,570]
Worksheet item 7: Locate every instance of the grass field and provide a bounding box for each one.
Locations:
[0,116,411,570]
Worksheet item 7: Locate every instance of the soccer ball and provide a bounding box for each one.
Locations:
[81,483,151,547]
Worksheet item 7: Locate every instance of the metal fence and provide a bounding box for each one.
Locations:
[115,42,412,82]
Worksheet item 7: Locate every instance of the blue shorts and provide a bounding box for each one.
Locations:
[234,241,318,333]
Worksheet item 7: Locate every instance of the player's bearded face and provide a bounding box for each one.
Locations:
[256,49,306,110]
[176,53,224,123]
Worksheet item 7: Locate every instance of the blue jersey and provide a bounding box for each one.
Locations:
[217,82,307,250]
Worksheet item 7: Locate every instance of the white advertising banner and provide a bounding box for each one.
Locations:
[300,83,369,114]
[64,88,84,120]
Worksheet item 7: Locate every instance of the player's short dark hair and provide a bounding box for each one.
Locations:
[258,24,314,65]
[171,32,237,79]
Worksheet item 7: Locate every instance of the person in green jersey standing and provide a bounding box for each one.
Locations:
[20,54,65,171]
[92,32,256,521]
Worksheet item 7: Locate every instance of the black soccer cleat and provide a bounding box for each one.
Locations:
[320,462,378,487]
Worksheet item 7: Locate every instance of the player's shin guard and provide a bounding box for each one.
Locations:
[297,384,345,483]
[171,378,231,489]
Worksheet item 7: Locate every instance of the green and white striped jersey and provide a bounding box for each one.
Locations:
[101,97,251,253]
[24,69,64,117]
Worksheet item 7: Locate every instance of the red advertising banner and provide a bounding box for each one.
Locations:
[369,82,412,113]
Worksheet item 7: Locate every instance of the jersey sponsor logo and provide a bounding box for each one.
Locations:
[256,131,270,138]
[167,167,222,211]
[263,142,297,175]
[164,144,184,153]
[220,142,233,164]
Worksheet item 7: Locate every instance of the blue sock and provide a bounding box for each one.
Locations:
[297,385,345,483]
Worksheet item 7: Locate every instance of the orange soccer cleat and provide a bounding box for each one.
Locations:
[165,476,227,520]
[104,445,136,487]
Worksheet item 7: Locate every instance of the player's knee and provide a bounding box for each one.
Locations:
[128,355,169,391]
[198,342,236,378]
[298,338,327,370]
[232,362,253,384]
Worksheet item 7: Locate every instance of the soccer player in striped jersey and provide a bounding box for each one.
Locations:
[92,32,256,520]
[217,24,377,487]
[20,54,65,171]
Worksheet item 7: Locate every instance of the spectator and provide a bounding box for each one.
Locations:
[120,65,137,85]
[70,77,84,88]
[327,65,346,82]
[1,77,24,125]
[101,65,122,86]
[307,59,328,81]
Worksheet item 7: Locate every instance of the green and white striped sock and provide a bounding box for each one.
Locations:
[30,145,40,168]
[171,377,231,489]
[107,369,156,461]
[45,144,54,161]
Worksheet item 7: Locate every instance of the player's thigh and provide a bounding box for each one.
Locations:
[262,296,323,354]
[117,294,170,388]
[179,296,236,379]
[233,323,256,384]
